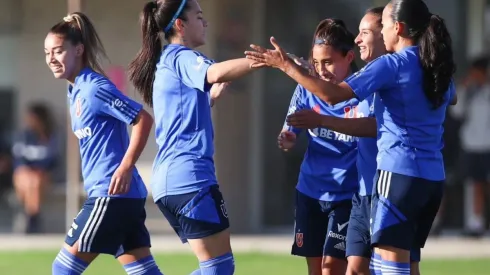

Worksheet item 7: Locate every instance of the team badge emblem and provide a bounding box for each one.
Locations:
[295,232,304,247]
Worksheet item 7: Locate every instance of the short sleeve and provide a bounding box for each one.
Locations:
[283,85,305,134]
[365,94,376,118]
[173,49,215,92]
[90,81,143,125]
[344,55,398,101]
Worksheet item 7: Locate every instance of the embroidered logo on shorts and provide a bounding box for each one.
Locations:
[220,200,228,218]
[295,232,304,248]
[334,242,346,251]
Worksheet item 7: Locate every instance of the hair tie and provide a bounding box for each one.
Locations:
[314,38,326,45]
[63,15,74,23]
[164,0,187,33]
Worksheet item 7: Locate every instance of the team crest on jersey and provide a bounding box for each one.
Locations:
[75,97,82,117]
[295,232,304,247]
[344,106,358,118]
[312,104,321,113]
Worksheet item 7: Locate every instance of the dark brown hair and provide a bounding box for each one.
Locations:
[128,0,191,107]
[390,0,456,108]
[309,19,358,72]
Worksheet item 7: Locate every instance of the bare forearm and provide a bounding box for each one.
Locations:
[120,110,153,170]
[320,116,377,137]
[282,59,354,105]
[207,58,257,83]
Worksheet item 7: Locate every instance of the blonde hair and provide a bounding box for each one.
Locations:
[50,12,108,76]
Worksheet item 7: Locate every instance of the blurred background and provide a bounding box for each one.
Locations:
[0,0,488,246]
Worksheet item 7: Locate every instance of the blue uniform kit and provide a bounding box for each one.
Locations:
[285,84,359,259]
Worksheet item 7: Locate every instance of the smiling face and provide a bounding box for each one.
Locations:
[44,32,83,81]
[312,44,354,83]
[355,13,386,62]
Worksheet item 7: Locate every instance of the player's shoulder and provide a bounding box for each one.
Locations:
[295,84,308,94]
[353,54,399,79]
[165,44,208,60]
[78,69,115,97]
[371,53,399,68]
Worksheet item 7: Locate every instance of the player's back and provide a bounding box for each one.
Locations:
[372,46,455,180]
[68,68,147,198]
[291,85,359,201]
[151,44,216,200]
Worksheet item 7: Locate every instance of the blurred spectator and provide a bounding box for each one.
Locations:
[11,103,58,234]
[450,56,490,237]
[0,124,13,197]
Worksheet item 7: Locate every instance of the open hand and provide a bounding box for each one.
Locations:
[210,82,230,102]
[278,130,297,151]
[245,37,289,71]
[108,167,132,195]
[287,109,323,129]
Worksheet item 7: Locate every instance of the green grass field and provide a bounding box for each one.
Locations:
[0,252,488,274]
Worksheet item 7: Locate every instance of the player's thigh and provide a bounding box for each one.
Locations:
[65,197,129,258]
[346,194,372,260]
[291,190,329,258]
[323,199,351,259]
[370,170,443,252]
[116,199,153,265]
[163,185,231,261]
[322,200,351,274]
[346,194,372,274]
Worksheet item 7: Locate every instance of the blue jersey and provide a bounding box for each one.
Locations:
[151,44,216,200]
[345,46,456,181]
[68,68,147,198]
[285,84,359,202]
[355,94,378,196]
[12,130,58,170]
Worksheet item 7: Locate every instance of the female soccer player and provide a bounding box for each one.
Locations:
[45,12,163,275]
[128,1,260,274]
[279,19,359,275]
[246,0,457,274]
[12,102,58,234]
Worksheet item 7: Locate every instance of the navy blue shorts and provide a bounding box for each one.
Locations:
[346,193,422,262]
[464,152,490,182]
[156,185,229,243]
[65,197,150,257]
[292,190,352,259]
[346,193,372,259]
[371,170,443,256]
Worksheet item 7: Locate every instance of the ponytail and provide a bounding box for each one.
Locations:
[50,12,108,76]
[128,1,162,107]
[418,15,456,108]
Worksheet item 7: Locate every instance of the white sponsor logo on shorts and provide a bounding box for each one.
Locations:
[328,231,346,241]
[337,221,349,232]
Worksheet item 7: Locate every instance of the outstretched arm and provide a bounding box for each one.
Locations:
[207,59,260,84]
[245,37,355,105]
[286,109,377,137]
[245,37,396,105]
[318,116,376,137]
